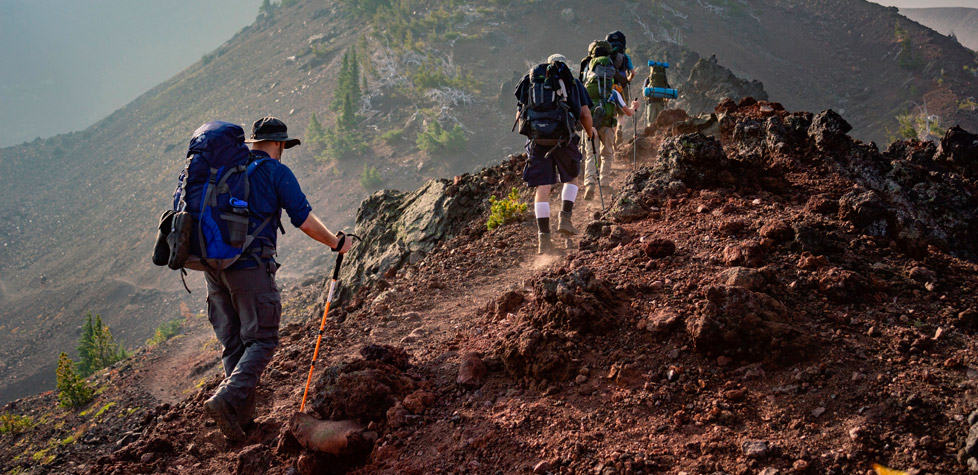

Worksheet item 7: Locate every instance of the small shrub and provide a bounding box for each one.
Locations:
[56,353,93,409]
[319,127,368,162]
[0,413,33,435]
[487,188,528,230]
[416,120,466,155]
[145,319,183,347]
[360,164,383,189]
[380,127,405,144]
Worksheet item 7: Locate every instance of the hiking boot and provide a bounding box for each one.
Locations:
[204,395,245,442]
[557,211,578,236]
[240,390,257,427]
[538,233,557,255]
[583,185,595,201]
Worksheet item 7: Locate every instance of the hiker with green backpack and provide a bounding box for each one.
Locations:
[514,54,597,254]
[645,63,672,127]
[579,40,640,201]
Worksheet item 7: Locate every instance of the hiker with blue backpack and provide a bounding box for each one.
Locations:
[579,40,641,201]
[154,117,353,441]
[513,54,596,254]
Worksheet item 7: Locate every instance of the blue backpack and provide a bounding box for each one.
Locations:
[168,121,276,272]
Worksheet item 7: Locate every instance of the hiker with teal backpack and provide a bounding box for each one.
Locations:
[579,40,640,201]
[155,117,353,441]
[514,54,596,254]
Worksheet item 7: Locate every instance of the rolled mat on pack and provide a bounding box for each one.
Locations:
[648,61,670,68]
[644,86,678,99]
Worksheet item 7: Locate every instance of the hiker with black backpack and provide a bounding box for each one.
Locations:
[579,40,641,201]
[514,54,596,254]
[605,31,636,145]
[156,117,353,441]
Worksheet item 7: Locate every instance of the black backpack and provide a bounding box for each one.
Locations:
[517,62,577,145]
[606,30,626,52]
[605,31,630,85]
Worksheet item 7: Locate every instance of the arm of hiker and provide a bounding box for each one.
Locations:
[299,214,353,254]
[580,106,595,138]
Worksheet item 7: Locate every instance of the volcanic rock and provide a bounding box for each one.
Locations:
[458,352,487,388]
[687,286,799,360]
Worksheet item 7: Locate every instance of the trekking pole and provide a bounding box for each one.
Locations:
[589,134,605,210]
[300,233,360,412]
[632,87,638,170]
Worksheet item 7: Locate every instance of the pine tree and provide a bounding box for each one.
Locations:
[56,353,92,408]
[77,312,128,377]
[339,94,358,130]
[305,113,327,148]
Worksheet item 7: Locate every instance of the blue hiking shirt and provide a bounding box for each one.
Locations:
[229,150,312,269]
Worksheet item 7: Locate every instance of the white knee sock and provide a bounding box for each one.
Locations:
[561,184,578,203]
[534,201,550,219]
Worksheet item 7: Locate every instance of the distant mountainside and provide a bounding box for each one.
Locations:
[1,0,977,405]
[901,7,978,51]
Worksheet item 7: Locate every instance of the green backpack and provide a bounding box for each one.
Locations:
[584,56,619,128]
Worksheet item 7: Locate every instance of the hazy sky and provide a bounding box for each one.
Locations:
[0,0,263,147]
[873,0,978,7]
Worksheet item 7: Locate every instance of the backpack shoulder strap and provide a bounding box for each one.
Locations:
[245,156,286,235]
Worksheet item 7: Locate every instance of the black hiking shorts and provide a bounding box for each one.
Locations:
[523,137,582,187]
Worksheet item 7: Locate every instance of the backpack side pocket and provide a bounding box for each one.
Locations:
[167,211,194,270]
[152,210,175,266]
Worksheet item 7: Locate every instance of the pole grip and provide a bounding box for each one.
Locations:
[332,253,344,281]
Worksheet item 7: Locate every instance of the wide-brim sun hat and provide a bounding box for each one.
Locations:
[547,54,567,64]
[244,116,301,149]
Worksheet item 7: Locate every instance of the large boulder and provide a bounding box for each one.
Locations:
[935,126,978,179]
[686,285,803,360]
[650,133,732,189]
[333,155,525,301]
[808,109,852,154]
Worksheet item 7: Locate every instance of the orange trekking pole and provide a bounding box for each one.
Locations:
[300,233,359,412]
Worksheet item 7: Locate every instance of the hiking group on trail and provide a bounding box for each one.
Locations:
[149,27,676,442]
[515,31,675,255]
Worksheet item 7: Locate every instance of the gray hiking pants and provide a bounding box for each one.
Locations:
[647,101,666,128]
[205,264,281,411]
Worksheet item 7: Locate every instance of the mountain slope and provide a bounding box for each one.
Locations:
[901,7,978,51]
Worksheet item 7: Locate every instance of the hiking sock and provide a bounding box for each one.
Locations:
[535,201,551,234]
[561,184,578,212]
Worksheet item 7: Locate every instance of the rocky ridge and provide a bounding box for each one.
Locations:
[4,98,978,474]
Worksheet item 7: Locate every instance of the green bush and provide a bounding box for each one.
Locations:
[77,312,128,377]
[487,188,527,230]
[0,413,33,435]
[380,127,405,143]
[416,120,466,155]
[56,353,93,409]
[146,319,183,347]
[360,164,383,189]
[319,128,368,162]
